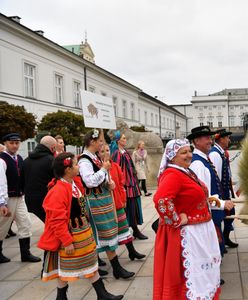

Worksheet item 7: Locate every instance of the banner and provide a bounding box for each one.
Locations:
[80,90,116,129]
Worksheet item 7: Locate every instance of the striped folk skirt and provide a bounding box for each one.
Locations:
[41,217,98,282]
[117,208,133,245]
[87,187,119,253]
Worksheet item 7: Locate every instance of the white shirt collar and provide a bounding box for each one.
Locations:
[193,148,209,160]
[214,143,224,154]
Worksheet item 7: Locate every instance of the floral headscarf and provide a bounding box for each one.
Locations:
[158,138,190,177]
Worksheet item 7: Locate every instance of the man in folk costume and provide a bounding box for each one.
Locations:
[0,133,41,264]
[188,126,234,259]
[209,129,238,249]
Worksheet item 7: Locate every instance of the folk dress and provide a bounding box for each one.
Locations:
[79,150,119,253]
[153,165,221,300]
[38,179,98,282]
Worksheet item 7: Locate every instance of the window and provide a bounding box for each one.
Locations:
[138,108,141,122]
[230,117,235,127]
[144,111,148,125]
[200,122,204,126]
[101,92,107,96]
[218,121,222,127]
[151,113,154,126]
[24,63,36,98]
[155,114,158,126]
[88,85,95,93]
[207,121,213,127]
[55,74,63,104]
[163,117,165,128]
[27,141,36,153]
[73,81,81,108]
[122,100,127,118]
[130,103,135,120]
[167,118,169,128]
[112,96,118,117]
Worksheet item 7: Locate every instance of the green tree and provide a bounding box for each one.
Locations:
[0,101,37,141]
[38,110,88,146]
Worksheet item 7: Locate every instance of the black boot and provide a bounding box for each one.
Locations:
[0,240,10,263]
[56,284,68,300]
[126,241,146,261]
[98,255,107,266]
[92,277,123,300]
[99,268,108,276]
[6,226,16,239]
[19,237,41,262]
[110,255,135,279]
[132,225,148,240]
[224,231,239,248]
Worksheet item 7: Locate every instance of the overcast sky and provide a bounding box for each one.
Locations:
[2,0,248,104]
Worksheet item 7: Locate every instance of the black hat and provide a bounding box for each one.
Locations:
[2,133,21,142]
[214,129,232,140]
[187,126,216,140]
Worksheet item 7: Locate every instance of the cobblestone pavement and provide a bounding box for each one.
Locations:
[0,191,247,299]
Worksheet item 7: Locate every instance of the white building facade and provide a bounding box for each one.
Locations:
[172,89,248,137]
[0,13,187,157]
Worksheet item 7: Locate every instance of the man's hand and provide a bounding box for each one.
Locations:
[0,206,10,217]
[224,200,234,211]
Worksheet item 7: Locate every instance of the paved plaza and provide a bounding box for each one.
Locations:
[0,191,248,299]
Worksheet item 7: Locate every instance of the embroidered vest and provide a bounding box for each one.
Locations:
[210,146,230,199]
[192,153,223,199]
[0,152,24,197]
[78,154,104,196]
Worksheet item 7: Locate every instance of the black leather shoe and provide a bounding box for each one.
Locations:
[129,251,146,261]
[223,247,228,254]
[220,279,225,285]
[133,231,148,240]
[113,267,135,280]
[225,239,239,248]
[98,256,107,266]
[99,268,108,276]
[0,253,10,264]
[145,193,152,197]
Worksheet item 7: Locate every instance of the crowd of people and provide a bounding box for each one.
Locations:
[0,125,240,300]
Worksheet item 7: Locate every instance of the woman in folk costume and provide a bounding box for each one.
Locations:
[38,152,123,300]
[110,131,148,240]
[99,144,146,261]
[132,140,152,197]
[78,129,135,280]
[153,139,221,300]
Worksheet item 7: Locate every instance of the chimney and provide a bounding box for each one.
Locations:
[9,16,21,23]
[194,90,197,96]
[35,30,44,36]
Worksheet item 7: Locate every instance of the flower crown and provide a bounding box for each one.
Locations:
[63,157,71,167]
[92,129,99,139]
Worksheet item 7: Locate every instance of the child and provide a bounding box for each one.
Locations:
[38,152,123,300]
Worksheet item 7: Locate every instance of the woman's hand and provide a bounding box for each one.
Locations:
[108,180,116,191]
[102,160,111,171]
[179,213,188,225]
[64,243,75,255]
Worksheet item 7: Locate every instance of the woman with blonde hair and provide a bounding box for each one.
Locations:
[132,140,152,197]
